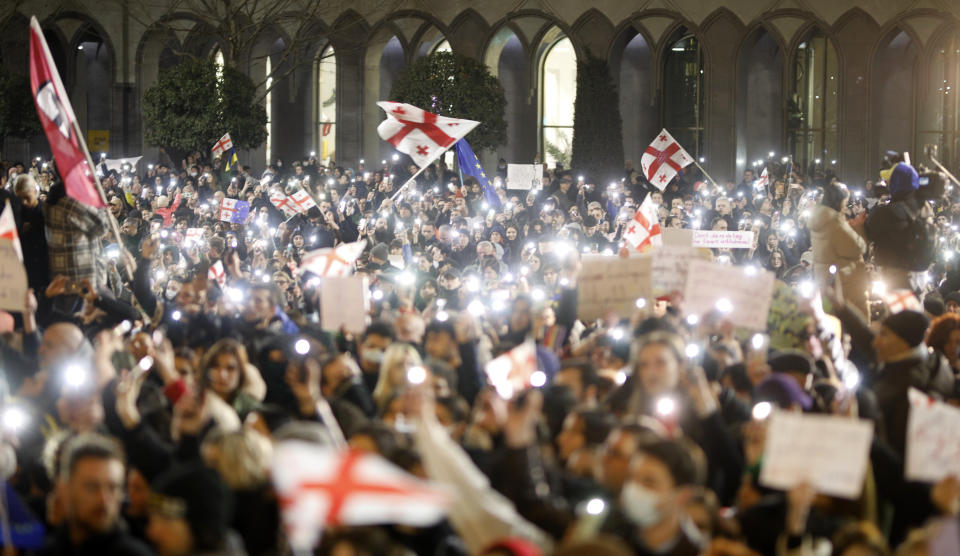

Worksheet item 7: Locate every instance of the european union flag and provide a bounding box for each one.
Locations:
[455,139,501,209]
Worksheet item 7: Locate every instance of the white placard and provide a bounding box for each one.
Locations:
[662,228,693,246]
[506,164,543,190]
[906,388,960,482]
[760,412,874,499]
[692,230,755,249]
[652,247,706,297]
[577,255,652,321]
[682,260,775,330]
[0,240,27,312]
[320,276,370,333]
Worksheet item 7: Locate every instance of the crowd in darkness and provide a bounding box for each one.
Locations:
[0,143,959,556]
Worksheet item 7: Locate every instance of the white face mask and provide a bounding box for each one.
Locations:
[362,348,384,365]
[620,482,663,527]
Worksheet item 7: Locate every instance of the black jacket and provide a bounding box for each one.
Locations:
[40,523,153,556]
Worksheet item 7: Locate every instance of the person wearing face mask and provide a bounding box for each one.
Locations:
[354,320,396,394]
[614,439,706,556]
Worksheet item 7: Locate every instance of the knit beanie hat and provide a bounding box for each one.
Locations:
[150,464,232,552]
[888,162,919,198]
[882,309,929,348]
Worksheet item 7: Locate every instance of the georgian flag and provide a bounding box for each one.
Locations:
[484,339,539,400]
[884,289,921,314]
[753,167,769,191]
[218,198,250,224]
[377,102,479,168]
[207,260,226,287]
[622,194,662,251]
[0,202,23,261]
[289,190,316,213]
[269,191,298,218]
[640,129,693,191]
[183,228,204,246]
[212,133,233,157]
[273,441,448,551]
[300,240,367,277]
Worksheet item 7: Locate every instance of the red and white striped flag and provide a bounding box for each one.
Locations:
[484,339,539,400]
[272,441,447,551]
[212,133,233,158]
[640,129,693,191]
[884,289,921,314]
[289,190,316,213]
[300,240,367,277]
[0,202,22,261]
[29,17,105,208]
[622,194,662,251]
[208,260,226,287]
[377,102,479,168]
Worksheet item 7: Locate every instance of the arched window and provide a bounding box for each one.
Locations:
[315,45,336,164]
[541,37,576,168]
[663,33,704,160]
[787,32,838,174]
[919,35,960,170]
[432,39,451,54]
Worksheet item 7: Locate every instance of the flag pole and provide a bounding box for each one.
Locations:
[692,159,721,190]
[390,145,454,202]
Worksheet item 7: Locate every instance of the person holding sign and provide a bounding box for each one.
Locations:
[809,183,869,319]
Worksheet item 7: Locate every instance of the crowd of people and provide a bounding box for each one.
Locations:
[0,143,958,556]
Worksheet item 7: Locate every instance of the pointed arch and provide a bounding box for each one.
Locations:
[918,24,960,170]
[484,24,532,163]
[538,26,577,167]
[870,27,918,161]
[786,25,840,174]
[662,26,705,159]
[610,23,656,165]
[736,24,785,177]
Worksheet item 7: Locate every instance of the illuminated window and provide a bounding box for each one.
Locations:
[663,33,704,159]
[919,35,960,170]
[433,39,451,54]
[541,37,576,168]
[316,45,337,164]
[787,32,839,173]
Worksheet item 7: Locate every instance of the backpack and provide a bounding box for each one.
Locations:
[895,201,937,271]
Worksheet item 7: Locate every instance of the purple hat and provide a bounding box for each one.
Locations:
[755,374,813,411]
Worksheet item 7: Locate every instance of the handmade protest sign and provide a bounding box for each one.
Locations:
[320,276,370,333]
[506,164,542,190]
[760,411,874,499]
[906,388,960,482]
[577,255,652,321]
[691,230,755,249]
[682,260,775,330]
[0,240,27,312]
[652,247,706,298]
[662,228,693,246]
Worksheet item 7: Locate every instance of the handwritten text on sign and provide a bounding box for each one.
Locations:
[506,164,542,191]
[682,260,775,330]
[691,230,755,249]
[577,255,652,321]
[652,248,706,297]
[760,411,874,499]
[906,388,960,482]
[0,240,27,312]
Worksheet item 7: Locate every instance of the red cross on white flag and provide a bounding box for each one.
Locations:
[0,202,23,261]
[640,129,694,191]
[290,190,316,213]
[212,132,233,157]
[300,240,367,277]
[884,289,921,314]
[218,198,239,223]
[622,194,662,251]
[207,260,226,287]
[753,167,769,191]
[184,228,204,246]
[376,102,480,168]
[272,441,447,551]
[270,191,298,218]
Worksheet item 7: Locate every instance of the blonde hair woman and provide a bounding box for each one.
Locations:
[372,343,422,410]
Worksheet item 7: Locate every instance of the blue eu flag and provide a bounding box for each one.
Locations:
[455,139,501,209]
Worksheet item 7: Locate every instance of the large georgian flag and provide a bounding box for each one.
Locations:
[300,240,367,277]
[377,102,479,168]
[622,194,662,251]
[29,16,105,208]
[640,129,694,191]
[273,441,448,551]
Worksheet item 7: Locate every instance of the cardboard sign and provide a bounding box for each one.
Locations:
[662,228,693,246]
[682,260,775,330]
[506,164,542,190]
[320,276,370,333]
[577,255,652,321]
[691,230,755,249]
[652,247,706,298]
[760,412,874,499]
[906,388,960,482]
[0,240,28,312]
